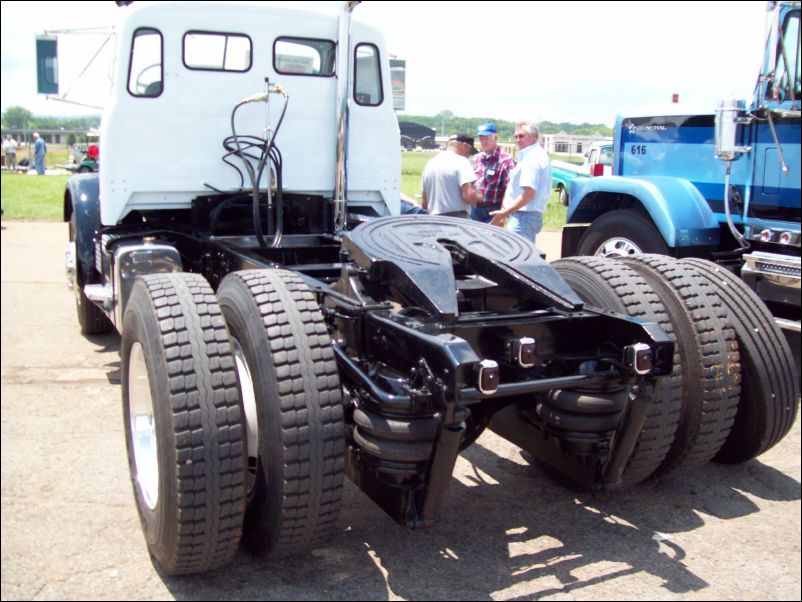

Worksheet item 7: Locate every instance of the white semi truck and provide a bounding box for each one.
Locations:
[63,1,797,577]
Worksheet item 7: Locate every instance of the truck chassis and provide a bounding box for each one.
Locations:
[66,184,798,575]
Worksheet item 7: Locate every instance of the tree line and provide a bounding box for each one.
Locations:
[402,111,613,139]
[2,105,611,141]
[1,106,101,131]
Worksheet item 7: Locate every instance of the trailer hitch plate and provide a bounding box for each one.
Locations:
[343,216,583,319]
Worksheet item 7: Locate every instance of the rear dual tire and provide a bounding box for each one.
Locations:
[679,258,799,463]
[122,273,246,576]
[217,269,345,558]
[621,255,741,475]
[554,254,747,485]
[553,257,681,487]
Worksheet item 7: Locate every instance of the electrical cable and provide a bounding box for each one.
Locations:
[222,86,288,248]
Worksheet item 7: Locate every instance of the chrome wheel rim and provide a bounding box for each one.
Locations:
[232,338,259,496]
[594,237,643,257]
[128,342,159,510]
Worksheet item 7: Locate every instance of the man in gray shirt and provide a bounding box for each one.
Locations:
[421,134,479,217]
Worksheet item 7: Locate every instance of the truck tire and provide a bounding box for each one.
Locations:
[217,269,345,558]
[576,209,668,257]
[121,273,246,575]
[552,257,681,487]
[558,184,569,206]
[76,285,113,335]
[69,214,113,335]
[679,258,800,463]
[621,255,740,475]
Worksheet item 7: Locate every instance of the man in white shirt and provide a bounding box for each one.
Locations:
[489,121,552,242]
[3,136,18,170]
[421,133,479,217]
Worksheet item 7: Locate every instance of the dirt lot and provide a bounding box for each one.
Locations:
[1,221,800,601]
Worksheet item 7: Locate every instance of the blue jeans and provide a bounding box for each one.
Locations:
[506,211,543,243]
[400,200,428,215]
[470,204,502,224]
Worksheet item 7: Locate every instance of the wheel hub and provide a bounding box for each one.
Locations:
[594,237,644,257]
[128,342,159,510]
[232,338,260,496]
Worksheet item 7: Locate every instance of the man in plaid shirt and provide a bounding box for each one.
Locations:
[470,123,515,223]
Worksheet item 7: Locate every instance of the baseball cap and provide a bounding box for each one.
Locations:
[476,123,497,136]
[449,133,477,154]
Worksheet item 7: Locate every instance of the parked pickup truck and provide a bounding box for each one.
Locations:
[552,142,613,205]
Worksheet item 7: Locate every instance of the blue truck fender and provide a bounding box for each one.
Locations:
[64,174,102,285]
[567,175,721,248]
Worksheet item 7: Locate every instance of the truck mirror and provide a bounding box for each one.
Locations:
[36,35,59,95]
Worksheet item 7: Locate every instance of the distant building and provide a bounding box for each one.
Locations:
[399,122,437,149]
[0,127,87,145]
[541,132,612,157]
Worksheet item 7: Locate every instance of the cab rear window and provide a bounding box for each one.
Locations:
[273,37,335,76]
[183,31,252,72]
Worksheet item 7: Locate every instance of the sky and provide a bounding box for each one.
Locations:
[1,0,771,127]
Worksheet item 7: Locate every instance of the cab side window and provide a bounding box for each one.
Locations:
[354,43,383,106]
[128,28,163,97]
[767,10,800,101]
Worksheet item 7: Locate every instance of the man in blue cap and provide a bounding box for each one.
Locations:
[471,123,514,223]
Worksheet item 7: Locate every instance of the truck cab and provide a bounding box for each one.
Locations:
[95,1,400,228]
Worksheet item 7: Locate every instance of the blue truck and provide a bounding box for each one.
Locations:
[562,0,800,370]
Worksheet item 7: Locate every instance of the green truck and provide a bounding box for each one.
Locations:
[552,141,613,205]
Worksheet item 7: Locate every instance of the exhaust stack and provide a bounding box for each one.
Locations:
[334,1,362,232]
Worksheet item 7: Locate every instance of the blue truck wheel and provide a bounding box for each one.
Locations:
[577,209,668,257]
